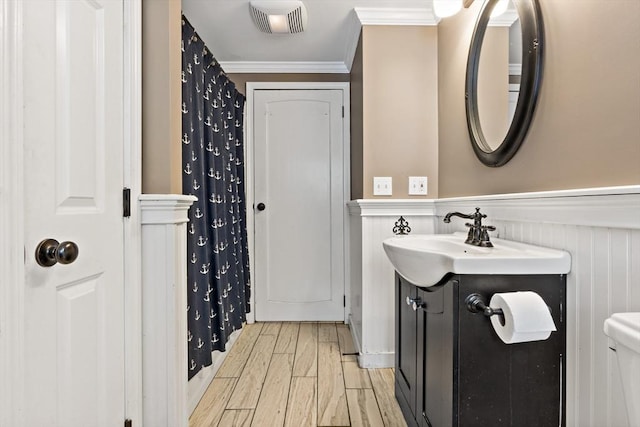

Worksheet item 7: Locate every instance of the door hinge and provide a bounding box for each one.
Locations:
[123,187,131,218]
[342,106,344,118]
[124,419,132,427]
[343,295,346,307]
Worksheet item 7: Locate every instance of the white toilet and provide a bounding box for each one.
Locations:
[604,312,640,427]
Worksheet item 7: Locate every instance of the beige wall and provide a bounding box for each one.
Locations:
[361,26,439,199]
[438,0,640,197]
[228,73,350,96]
[350,33,364,199]
[142,0,183,194]
[477,27,509,148]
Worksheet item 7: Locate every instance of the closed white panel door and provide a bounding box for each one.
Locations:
[22,1,125,426]
[254,89,344,321]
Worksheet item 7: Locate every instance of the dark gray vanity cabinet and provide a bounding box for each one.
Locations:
[395,273,566,427]
[396,279,418,416]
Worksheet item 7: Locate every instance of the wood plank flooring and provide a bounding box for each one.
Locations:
[190,322,407,427]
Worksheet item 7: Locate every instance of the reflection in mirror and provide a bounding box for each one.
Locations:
[477,2,521,150]
[465,0,544,167]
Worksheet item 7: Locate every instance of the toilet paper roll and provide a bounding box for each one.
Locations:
[489,291,557,344]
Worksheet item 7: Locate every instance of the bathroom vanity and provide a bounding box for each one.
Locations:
[395,273,566,427]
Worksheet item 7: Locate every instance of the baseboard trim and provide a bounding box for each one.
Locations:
[348,314,362,354]
[358,352,395,369]
[187,327,242,415]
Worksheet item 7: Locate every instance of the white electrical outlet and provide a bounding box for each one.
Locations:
[373,177,392,196]
[408,176,428,195]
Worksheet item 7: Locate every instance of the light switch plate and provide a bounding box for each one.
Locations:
[373,177,392,196]
[408,176,428,195]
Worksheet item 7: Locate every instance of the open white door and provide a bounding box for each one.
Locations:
[21,1,126,425]
[253,89,346,321]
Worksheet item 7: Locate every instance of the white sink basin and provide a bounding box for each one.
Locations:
[382,233,571,287]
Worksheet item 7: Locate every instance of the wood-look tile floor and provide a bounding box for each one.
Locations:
[190,322,407,427]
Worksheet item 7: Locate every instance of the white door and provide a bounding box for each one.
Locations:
[22,1,126,425]
[253,89,345,321]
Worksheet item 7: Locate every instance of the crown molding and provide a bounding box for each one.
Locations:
[354,7,439,26]
[343,9,362,74]
[218,7,442,74]
[341,7,440,72]
[488,9,519,27]
[218,61,349,74]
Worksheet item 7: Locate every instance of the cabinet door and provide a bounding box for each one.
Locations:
[456,275,565,426]
[417,284,454,427]
[396,276,418,417]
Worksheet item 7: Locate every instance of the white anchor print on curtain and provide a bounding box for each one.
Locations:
[182,16,251,380]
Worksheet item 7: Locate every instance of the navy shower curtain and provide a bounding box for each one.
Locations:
[181,16,250,379]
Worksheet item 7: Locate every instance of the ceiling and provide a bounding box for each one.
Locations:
[181,0,441,73]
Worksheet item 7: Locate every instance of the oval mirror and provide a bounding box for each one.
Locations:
[465,0,544,167]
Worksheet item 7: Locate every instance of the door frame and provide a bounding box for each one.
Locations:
[1,2,25,425]
[245,81,351,324]
[0,0,143,424]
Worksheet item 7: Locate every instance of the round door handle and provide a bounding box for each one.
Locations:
[256,202,266,211]
[35,239,79,267]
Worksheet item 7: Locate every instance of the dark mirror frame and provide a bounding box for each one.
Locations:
[465,0,544,167]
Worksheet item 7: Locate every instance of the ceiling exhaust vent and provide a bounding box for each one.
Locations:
[249,1,308,34]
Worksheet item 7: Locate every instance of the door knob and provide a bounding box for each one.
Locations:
[35,239,79,267]
[256,202,266,211]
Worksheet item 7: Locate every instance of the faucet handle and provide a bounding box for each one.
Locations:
[478,225,496,247]
[464,223,475,245]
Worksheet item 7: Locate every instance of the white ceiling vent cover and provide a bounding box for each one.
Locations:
[249,1,308,34]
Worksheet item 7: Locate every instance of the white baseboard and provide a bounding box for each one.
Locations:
[187,327,242,415]
[358,352,395,369]
[348,314,362,353]
[348,314,394,368]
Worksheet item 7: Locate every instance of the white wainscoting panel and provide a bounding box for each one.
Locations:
[435,186,640,427]
[348,200,436,367]
[348,187,639,426]
[349,209,364,355]
[140,195,196,427]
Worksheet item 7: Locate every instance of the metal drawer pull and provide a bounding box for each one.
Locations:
[406,296,426,311]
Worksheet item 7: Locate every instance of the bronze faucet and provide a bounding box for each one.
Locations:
[443,207,495,247]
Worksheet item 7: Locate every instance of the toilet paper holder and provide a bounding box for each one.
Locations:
[465,293,504,318]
